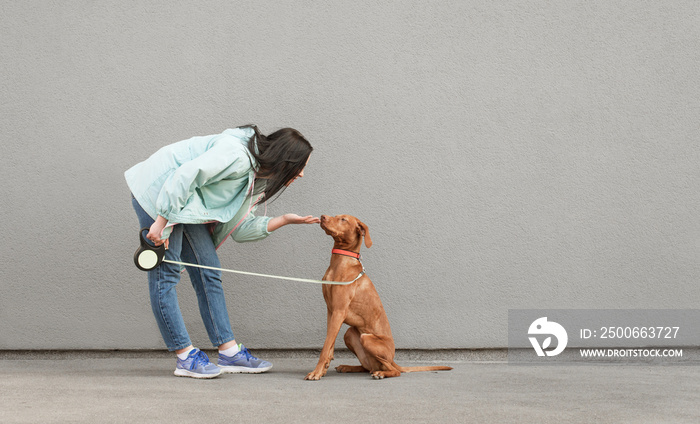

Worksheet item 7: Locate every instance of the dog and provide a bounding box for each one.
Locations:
[304,214,453,380]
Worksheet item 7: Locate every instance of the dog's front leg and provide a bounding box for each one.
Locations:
[305,311,346,380]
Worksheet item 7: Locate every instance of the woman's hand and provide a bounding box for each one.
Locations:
[284,214,321,225]
[267,214,321,232]
[148,216,170,249]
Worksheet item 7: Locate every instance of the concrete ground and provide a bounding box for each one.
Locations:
[1,350,699,424]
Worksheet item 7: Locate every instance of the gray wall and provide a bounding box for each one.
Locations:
[1,1,698,350]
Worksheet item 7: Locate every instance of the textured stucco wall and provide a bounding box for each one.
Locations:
[1,1,698,350]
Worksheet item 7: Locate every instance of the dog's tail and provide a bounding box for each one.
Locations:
[394,361,453,373]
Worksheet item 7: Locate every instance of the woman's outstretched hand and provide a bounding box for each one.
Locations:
[285,214,321,224]
[268,214,321,232]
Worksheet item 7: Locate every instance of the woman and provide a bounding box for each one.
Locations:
[125,125,319,379]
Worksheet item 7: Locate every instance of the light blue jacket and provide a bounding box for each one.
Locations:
[125,126,272,247]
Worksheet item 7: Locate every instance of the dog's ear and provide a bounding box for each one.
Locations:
[358,220,372,248]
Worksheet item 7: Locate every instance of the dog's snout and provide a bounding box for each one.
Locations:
[320,215,329,222]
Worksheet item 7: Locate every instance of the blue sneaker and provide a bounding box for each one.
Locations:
[174,348,222,379]
[218,344,273,374]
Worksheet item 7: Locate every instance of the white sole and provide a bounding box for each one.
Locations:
[174,368,222,379]
[218,365,273,374]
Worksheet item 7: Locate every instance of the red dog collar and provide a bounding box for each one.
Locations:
[332,248,361,259]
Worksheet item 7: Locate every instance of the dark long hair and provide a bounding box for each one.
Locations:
[243,125,313,204]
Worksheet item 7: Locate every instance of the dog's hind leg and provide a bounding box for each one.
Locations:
[360,333,401,379]
[336,327,371,373]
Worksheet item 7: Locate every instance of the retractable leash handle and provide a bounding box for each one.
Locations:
[131,228,361,285]
[134,227,165,271]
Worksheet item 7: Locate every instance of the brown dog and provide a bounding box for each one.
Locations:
[304,214,453,380]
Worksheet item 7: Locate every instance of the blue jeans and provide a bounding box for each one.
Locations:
[132,196,235,351]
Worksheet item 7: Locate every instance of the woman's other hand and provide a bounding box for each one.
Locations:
[148,216,170,249]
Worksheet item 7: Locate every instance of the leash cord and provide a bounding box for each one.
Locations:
[163,260,363,286]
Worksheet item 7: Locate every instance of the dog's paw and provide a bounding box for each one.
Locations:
[371,371,385,380]
[304,370,324,381]
[335,365,351,373]
[336,365,366,373]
